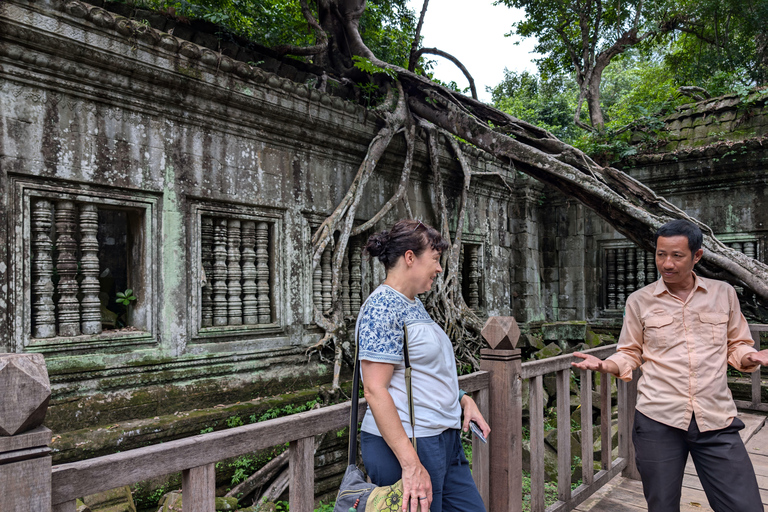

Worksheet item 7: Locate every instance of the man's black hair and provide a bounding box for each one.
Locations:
[655,219,703,253]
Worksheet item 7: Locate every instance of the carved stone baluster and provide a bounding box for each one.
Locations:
[350,240,362,317]
[626,247,636,295]
[732,241,743,254]
[646,251,656,282]
[606,248,616,309]
[342,250,351,317]
[79,204,101,335]
[200,217,214,327]
[744,241,756,260]
[241,221,257,325]
[256,222,271,324]
[459,245,465,288]
[31,200,56,338]
[55,201,80,337]
[312,247,323,312]
[212,218,228,326]
[227,219,243,326]
[468,245,481,310]
[636,249,646,287]
[321,244,332,313]
[616,248,626,305]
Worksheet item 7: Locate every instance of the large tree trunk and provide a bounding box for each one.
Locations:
[307,0,768,327]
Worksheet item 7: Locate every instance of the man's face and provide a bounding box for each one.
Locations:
[655,235,703,287]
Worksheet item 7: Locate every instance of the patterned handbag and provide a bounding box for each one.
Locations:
[333,325,426,512]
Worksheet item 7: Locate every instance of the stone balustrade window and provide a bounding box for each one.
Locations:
[460,243,484,311]
[601,237,763,311]
[195,208,282,336]
[10,180,156,352]
[312,236,367,319]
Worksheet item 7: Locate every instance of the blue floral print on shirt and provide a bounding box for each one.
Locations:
[357,286,433,363]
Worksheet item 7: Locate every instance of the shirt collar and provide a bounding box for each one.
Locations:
[653,271,708,297]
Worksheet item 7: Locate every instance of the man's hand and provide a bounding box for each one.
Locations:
[742,349,768,367]
[571,352,619,376]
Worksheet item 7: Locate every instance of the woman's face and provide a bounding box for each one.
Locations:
[410,248,443,294]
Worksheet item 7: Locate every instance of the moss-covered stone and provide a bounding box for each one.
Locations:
[533,343,562,360]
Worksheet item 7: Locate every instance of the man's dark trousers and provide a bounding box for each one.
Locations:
[632,411,762,512]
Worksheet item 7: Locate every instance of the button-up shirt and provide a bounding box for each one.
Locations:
[607,273,759,432]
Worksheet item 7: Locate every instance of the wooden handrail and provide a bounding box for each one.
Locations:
[520,345,617,379]
[51,372,492,508]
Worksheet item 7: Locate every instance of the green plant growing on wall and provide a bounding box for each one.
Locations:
[116,289,137,306]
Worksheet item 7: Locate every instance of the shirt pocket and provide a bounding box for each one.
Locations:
[643,315,674,347]
[698,312,729,344]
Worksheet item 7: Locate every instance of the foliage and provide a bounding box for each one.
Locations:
[129,0,416,68]
[115,289,137,306]
[488,68,581,142]
[664,0,768,90]
[249,398,320,423]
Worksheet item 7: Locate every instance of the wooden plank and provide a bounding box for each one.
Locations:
[530,375,545,512]
[472,386,490,509]
[521,346,617,379]
[52,399,367,504]
[544,459,627,512]
[618,370,640,480]
[752,371,762,409]
[182,463,215,512]
[751,453,768,477]
[600,374,611,471]
[580,369,594,487]
[556,369,572,503]
[458,370,490,393]
[747,422,768,456]
[289,437,315,512]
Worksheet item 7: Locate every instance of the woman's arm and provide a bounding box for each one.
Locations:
[362,360,432,512]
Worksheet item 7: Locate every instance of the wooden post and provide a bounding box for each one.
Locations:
[0,353,52,511]
[479,317,522,512]
[289,436,314,512]
[618,369,640,480]
[472,386,490,508]
[182,463,216,512]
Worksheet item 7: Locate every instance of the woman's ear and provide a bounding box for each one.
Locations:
[403,249,415,266]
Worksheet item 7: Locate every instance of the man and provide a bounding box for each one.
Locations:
[573,219,768,512]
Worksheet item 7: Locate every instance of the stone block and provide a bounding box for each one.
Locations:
[693,124,710,139]
[533,342,562,360]
[481,316,520,349]
[542,321,587,342]
[0,354,50,436]
[679,116,693,128]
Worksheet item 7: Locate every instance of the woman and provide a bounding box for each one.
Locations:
[356,219,490,512]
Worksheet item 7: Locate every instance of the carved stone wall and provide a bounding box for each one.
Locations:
[0,0,526,431]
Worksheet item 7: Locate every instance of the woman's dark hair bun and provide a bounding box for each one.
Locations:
[363,219,448,270]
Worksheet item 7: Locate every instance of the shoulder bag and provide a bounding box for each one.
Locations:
[333,324,426,512]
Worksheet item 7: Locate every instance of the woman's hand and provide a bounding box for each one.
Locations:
[400,458,432,512]
[460,394,491,438]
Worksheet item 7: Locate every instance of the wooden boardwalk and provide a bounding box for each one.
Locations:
[576,412,768,512]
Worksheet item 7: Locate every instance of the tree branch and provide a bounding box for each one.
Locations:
[412,48,478,100]
[408,0,430,71]
[273,0,328,57]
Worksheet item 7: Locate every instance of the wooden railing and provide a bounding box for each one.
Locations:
[46,372,491,512]
[7,321,764,511]
[733,324,768,413]
[520,344,638,512]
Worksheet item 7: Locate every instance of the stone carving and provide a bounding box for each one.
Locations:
[31,200,56,339]
[255,222,271,324]
[481,316,520,350]
[200,217,214,327]
[227,219,243,326]
[79,204,102,335]
[241,221,258,325]
[55,200,81,337]
[616,248,626,306]
[321,245,332,313]
[467,245,481,310]
[341,251,351,317]
[349,239,362,316]
[0,354,50,436]
[606,249,616,309]
[212,218,228,326]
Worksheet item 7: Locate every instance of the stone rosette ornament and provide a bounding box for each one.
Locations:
[0,353,51,436]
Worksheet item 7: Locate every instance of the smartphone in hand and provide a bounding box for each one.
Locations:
[469,421,487,443]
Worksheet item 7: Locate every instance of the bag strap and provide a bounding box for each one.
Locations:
[348,322,416,465]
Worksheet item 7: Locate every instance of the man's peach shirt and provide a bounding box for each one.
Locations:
[607,273,759,432]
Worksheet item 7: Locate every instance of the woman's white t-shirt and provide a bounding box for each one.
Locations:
[356,284,461,438]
